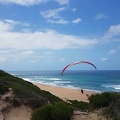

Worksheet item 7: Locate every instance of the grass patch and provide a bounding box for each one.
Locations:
[67,100,90,111]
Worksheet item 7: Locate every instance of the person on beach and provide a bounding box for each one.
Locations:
[81,89,84,94]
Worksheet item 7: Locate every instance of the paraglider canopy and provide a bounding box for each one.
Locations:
[61,60,97,76]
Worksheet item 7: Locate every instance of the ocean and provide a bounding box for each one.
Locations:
[8,70,120,93]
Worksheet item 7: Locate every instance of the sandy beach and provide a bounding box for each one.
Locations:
[34,83,96,102]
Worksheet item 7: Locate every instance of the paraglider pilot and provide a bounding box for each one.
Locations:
[81,89,84,94]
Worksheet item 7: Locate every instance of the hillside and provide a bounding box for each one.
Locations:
[0,70,62,106]
[0,70,62,119]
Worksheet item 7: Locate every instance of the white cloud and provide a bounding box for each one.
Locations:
[40,7,65,19]
[2,20,120,52]
[0,19,30,33]
[47,19,68,24]
[29,60,37,63]
[2,19,120,65]
[107,24,120,36]
[4,19,30,27]
[40,7,69,24]
[0,56,6,62]
[0,0,69,6]
[43,52,53,55]
[95,13,108,20]
[0,21,12,32]
[54,0,69,5]
[101,58,108,61]
[71,8,76,12]
[0,0,47,6]
[102,24,120,42]
[0,49,53,63]
[41,52,54,61]
[21,50,34,55]
[108,49,116,54]
[58,58,65,62]
[22,28,31,33]
[0,20,98,50]
[72,18,82,24]
[0,30,98,50]
[0,49,21,63]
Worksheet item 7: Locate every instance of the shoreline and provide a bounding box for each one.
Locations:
[33,82,96,102]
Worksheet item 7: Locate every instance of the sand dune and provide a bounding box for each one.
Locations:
[0,90,32,120]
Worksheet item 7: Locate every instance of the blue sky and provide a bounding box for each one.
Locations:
[0,0,120,71]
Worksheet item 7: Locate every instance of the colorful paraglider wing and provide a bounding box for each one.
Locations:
[61,63,73,76]
[61,61,97,75]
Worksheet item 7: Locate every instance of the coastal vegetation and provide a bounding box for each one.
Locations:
[89,92,120,120]
[68,92,120,120]
[31,102,73,120]
[0,70,62,108]
[0,70,120,120]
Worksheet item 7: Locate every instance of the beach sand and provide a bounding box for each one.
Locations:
[34,83,96,102]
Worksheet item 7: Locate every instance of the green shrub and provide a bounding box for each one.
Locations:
[103,98,120,120]
[103,107,120,120]
[52,102,73,120]
[31,102,73,120]
[88,92,120,119]
[31,105,53,120]
[0,83,9,94]
[88,92,120,110]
